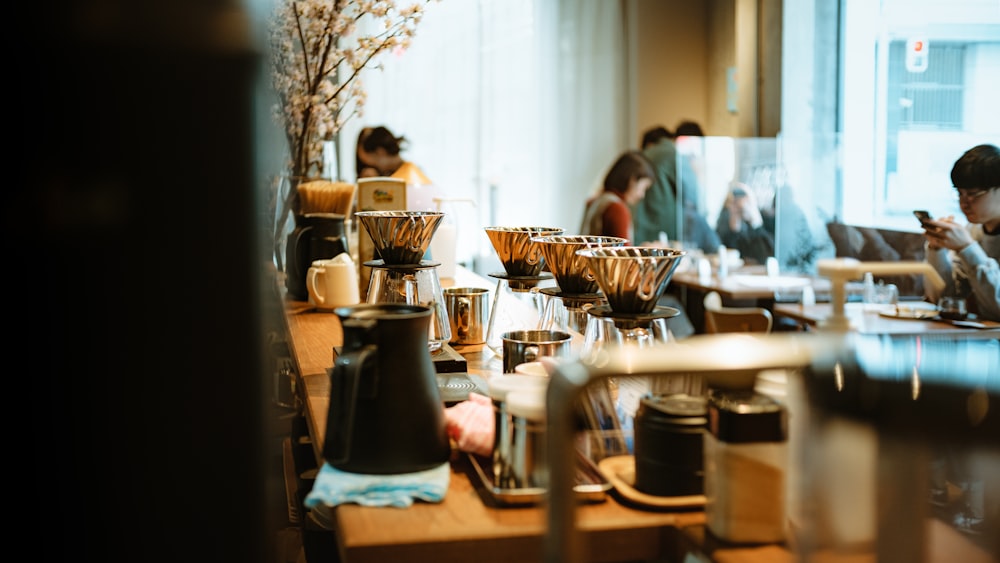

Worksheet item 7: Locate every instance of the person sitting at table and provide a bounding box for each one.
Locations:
[715,182,775,265]
[579,150,655,243]
[920,143,1000,322]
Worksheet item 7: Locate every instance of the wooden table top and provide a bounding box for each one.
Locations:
[773,302,1000,334]
[669,266,831,301]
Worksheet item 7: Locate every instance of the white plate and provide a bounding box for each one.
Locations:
[879,302,939,320]
[728,275,811,289]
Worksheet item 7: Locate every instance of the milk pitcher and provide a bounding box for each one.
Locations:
[324,303,451,474]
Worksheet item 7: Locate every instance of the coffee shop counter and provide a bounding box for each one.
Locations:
[279,265,789,563]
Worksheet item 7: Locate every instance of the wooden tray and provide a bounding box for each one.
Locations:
[597,455,706,510]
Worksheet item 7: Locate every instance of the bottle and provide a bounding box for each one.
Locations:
[862,271,876,309]
[428,197,476,279]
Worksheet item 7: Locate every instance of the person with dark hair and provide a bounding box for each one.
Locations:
[355,125,431,184]
[580,151,656,243]
[921,143,1000,321]
[641,126,672,150]
[674,120,705,137]
[715,182,775,265]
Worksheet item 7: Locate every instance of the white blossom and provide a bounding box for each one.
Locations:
[269,0,434,179]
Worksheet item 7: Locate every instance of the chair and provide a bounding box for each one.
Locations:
[702,291,774,334]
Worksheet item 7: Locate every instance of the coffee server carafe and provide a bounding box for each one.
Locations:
[356,210,452,351]
[286,212,349,301]
[324,303,450,474]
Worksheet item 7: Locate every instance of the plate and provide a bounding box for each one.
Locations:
[878,302,939,320]
[596,455,705,510]
[728,275,811,289]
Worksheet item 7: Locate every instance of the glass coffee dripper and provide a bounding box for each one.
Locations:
[531,235,627,345]
[483,226,564,357]
[356,210,451,351]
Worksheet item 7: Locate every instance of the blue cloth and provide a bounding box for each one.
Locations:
[304,462,450,509]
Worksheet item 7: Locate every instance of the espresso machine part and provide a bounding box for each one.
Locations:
[482,226,565,357]
[324,303,451,474]
[285,212,349,301]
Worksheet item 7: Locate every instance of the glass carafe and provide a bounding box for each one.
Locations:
[484,277,545,358]
[537,289,604,350]
[366,263,451,351]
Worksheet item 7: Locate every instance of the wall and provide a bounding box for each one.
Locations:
[633,0,710,139]
[634,0,782,138]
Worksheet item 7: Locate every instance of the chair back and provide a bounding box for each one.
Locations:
[703,291,773,334]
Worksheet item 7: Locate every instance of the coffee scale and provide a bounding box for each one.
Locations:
[351,210,484,403]
[531,235,628,344]
[482,226,565,357]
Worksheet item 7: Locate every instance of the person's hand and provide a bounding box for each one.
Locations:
[726,186,763,231]
[922,216,972,251]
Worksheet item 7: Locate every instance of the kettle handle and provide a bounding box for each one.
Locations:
[286,222,313,282]
[325,344,376,465]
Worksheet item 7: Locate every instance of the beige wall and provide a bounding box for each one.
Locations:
[634,0,710,140]
[633,0,782,139]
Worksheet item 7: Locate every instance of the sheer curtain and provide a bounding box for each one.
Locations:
[340,0,629,266]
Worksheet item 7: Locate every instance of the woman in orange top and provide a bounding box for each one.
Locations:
[355,125,432,184]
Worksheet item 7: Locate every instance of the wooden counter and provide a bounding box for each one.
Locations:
[279,265,999,562]
[280,266,710,562]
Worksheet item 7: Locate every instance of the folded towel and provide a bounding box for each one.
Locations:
[304,461,450,509]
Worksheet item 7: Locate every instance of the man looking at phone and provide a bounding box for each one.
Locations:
[921,143,1000,321]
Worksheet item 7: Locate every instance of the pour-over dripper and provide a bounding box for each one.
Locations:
[482,226,564,357]
[531,235,627,294]
[356,210,445,265]
[484,226,565,277]
[575,246,686,315]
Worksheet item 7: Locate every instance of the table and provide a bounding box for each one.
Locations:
[773,302,1000,334]
[669,265,830,303]
[668,266,830,333]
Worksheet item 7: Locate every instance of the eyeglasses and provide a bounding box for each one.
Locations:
[955,187,997,201]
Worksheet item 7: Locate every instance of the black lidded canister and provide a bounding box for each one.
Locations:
[633,393,708,496]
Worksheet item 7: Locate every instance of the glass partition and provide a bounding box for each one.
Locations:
[676,136,834,275]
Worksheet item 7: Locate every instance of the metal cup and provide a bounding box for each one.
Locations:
[443,287,490,345]
[501,329,572,373]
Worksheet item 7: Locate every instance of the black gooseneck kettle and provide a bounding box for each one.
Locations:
[285,213,348,301]
[324,303,451,474]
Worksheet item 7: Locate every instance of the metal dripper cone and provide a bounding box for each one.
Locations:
[531,235,627,294]
[484,226,564,277]
[357,211,444,265]
[575,247,686,314]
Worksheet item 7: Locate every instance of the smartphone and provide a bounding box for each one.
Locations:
[913,210,933,226]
